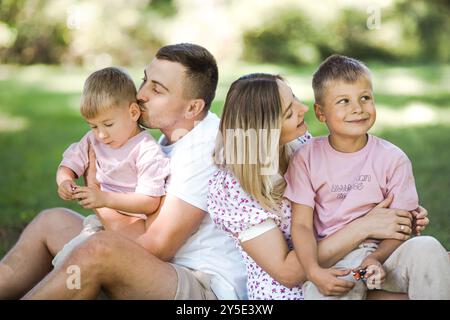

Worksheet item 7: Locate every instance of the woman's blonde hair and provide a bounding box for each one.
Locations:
[80,67,137,119]
[214,73,295,213]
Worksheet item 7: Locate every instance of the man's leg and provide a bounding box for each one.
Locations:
[0,208,84,299]
[23,230,178,299]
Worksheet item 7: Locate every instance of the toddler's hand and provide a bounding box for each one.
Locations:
[58,180,78,201]
[72,186,107,209]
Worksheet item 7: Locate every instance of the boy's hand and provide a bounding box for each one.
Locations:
[353,256,386,290]
[72,186,107,209]
[309,267,355,296]
[411,206,429,235]
[58,179,78,201]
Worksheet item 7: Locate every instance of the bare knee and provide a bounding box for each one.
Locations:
[36,207,81,225]
[62,231,114,273]
[31,208,84,254]
[31,208,71,232]
[17,208,65,241]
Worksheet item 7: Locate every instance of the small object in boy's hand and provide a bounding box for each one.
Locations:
[71,186,77,192]
[353,269,367,281]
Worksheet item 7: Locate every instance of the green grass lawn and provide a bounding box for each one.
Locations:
[0,62,449,257]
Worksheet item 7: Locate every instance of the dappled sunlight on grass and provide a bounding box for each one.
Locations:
[0,111,29,132]
[372,103,450,132]
[373,65,450,95]
[11,65,85,94]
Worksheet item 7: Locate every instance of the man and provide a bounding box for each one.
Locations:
[0,43,247,299]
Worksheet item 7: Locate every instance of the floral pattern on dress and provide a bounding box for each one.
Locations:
[207,132,312,300]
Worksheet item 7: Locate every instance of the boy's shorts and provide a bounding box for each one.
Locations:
[170,264,218,300]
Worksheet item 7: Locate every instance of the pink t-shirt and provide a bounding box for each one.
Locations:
[60,130,170,197]
[284,135,419,240]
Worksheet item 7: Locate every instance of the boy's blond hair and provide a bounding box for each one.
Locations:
[80,67,137,119]
[312,54,372,104]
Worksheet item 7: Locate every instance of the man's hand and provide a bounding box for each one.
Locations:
[73,186,107,209]
[353,256,386,290]
[58,179,78,201]
[84,141,99,188]
[309,267,355,296]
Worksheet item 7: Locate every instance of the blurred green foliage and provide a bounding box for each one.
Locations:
[243,0,450,65]
[1,0,449,66]
[0,0,164,65]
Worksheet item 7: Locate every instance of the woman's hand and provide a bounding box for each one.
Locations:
[361,195,413,241]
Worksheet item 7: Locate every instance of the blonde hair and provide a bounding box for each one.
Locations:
[80,67,137,119]
[214,73,295,213]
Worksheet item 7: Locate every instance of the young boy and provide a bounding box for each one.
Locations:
[53,67,170,267]
[285,55,450,299]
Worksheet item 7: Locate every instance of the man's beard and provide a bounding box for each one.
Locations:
[138,115,151,128]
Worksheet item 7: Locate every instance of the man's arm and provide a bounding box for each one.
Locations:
[95,193,205,261]
[84,142,206,261]
[134,194,205,261]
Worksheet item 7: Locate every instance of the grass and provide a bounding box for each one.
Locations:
[0,62,449,257]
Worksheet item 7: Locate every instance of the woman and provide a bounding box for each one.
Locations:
[207,73,430,299]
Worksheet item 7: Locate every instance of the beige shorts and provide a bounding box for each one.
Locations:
[171,264,218,300]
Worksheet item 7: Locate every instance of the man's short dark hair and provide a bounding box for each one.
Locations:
[156,43,218,112]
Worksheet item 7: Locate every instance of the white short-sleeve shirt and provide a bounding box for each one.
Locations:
[158,112,247,300]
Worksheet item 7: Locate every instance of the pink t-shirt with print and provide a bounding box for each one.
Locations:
[284,134,419,240]
[60,130,170,197]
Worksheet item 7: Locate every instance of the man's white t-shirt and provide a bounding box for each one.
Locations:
[158,112,247,300]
